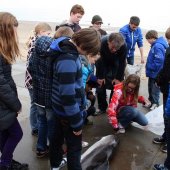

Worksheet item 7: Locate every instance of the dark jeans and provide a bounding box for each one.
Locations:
[118,106,148,128]
[49,116,82,170]
[86,91,96,116]
[164,116,170,168]
[96,85,113,112]
[0,119,23,167]
[162,93,168,142]
[28,88,38,131]
[148,78,160,105]
[36,106,55,151]
[127,56,134,65]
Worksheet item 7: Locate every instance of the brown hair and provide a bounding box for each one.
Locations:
[123,74,140,103]
[0,12,19,63]
[145,30,158,39]
[26,22,52,48]
[130,16,140,26]
[34,22,52,35]
[72,28,101,55]
[70,4,85,15]
[54,26,74,39]
[165,27,170,40]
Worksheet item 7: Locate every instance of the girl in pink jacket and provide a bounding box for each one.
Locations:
[107,74,149,133]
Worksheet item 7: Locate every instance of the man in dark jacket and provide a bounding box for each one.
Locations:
[95,33,127,114]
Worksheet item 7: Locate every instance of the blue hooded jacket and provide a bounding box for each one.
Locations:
[119,24,143,57]
[146,37,168,78]
[50,37,86,132]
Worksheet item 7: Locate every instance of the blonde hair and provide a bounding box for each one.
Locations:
[34,22,52,35]
[26,22,52,48]
[54,26,74,39]
[0,12,19,64]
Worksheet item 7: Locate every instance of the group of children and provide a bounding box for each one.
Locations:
[0,4,170,170]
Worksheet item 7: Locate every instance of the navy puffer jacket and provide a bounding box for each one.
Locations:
[0,55,21,129]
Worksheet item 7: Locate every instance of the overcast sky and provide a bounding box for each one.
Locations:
[1,0,169,31]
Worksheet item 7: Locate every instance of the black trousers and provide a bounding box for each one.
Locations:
[96,85,113,111]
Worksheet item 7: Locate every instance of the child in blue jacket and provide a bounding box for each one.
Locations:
[145,30,168,110]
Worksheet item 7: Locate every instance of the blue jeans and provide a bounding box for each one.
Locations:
[28,88,38,131]
[49,116,82,170]
[148,78,160,105]
[36,106,55,151]
[127,56,134,65]
[118,106,148,128]
[0,119,23,167]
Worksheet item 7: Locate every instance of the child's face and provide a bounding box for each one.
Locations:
[126,83,136,93]
[70,13,83,24]
[166,38,170,44]
[87,54,100,64]
[147,38,155,45]
[39,30,51,37]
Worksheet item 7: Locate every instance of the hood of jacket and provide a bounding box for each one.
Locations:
[35,36,53,57]
[50,36,78,55]
[80,55,89,67]
[152,37,168,49]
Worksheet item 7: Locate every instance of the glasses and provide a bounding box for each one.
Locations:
[127,85,136,91]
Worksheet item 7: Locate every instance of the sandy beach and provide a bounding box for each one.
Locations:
[17,20,164,64]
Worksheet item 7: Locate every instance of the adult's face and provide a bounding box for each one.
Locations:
[70,12,83,24]
[93,22,102,31]
[129,23,138,31]
[108,41,117,53]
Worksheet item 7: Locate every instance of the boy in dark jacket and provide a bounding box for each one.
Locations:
[49,28,101,170]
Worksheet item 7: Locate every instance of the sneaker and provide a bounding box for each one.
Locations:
[150,104,158,110]
[116,128,125,134]
[153,164,169,170]
[116,123,125,134]
[36,147,49,158]
[51,158,67,170]
[93,110,105,116]
[59,157,67,168]
[11,160,28,170]
[31,129,38,137]
[82,141,89,148]
[161,144,167,153]
[153,137,165,144]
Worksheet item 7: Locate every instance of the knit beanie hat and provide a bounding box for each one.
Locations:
[91,15,103,24]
